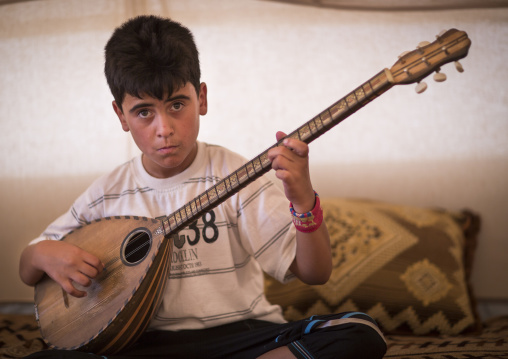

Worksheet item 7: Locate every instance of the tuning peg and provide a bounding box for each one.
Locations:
[455,61,464,73]
[415,82,427,94]
[433,71,447,82]
[418,41,431,48]
[398,50,410,59]
[437,29,448,38]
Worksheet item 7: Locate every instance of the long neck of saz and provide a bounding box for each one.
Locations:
[160,68,394,237]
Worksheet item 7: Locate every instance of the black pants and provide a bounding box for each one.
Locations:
[25,312,387,359]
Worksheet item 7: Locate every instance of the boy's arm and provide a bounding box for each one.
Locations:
[19,240,104,298]
[289,218,332,285]
[267,132,332,285]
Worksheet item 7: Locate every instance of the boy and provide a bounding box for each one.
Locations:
[19,15,386,358]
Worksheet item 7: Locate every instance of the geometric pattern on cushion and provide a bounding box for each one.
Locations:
[265,198,482,335]
[0,313,47,358]
[384,315,508,358]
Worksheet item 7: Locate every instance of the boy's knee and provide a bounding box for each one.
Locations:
[292,313,387,359]
[345,323,387,359]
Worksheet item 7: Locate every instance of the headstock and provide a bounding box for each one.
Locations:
[390,29,471,93]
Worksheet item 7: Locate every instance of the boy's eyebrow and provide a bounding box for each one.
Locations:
[128,102,153,114]
[127,94,191,114]
[165,94,191,103]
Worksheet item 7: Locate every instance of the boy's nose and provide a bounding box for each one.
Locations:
[156,114,175,137]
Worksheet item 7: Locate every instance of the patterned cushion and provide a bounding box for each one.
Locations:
[385,315,508,358]
[0,313,46,358]
[265,198,482,335]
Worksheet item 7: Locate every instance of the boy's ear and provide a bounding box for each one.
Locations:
[112,101,130,132]
[199,82,208,116]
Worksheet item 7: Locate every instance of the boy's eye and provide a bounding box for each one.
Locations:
[138,109,151,118]
[171,102,184,111]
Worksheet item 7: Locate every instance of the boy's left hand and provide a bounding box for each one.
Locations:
[267,131,315,213]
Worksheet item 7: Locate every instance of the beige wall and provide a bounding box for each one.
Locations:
[1,0,507,302]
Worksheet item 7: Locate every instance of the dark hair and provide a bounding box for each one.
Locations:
[104,15,201,111]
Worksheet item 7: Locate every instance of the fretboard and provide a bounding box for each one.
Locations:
[160,68,394,237]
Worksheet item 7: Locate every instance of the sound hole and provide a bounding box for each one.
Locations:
[122,228,152,265]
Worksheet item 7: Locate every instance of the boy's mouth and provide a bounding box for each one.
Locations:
[158,145,178,154]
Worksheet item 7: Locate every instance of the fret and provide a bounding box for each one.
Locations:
[345,92,357,109]
[313,115,324,131]
[246,162,256,177]
[359,81,377,106]
[185,204,192,218]
[168,215,176,229]
[329,99,347,122]
[236,166,248,184]
[252,157,263,172]
[199,193,209,209]
[362,81,374,97]
[197,197,204,211]
[369,70,392,96]
[224,177,232,192]
[287,132,300,141]
[162,217,170,235]
[298,124,312,142]
[195,197,203,213]
[229,173,239,190]
[308,118,318,135]
[320,109,333,127]
[259,152,270,168]
[190,200,197,215]
[216,180,227,198]
[173,211,182,226]
[179,208,187,222]
[355,87,366,102]
[207,187,218,203]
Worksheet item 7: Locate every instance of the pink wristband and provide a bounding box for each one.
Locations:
[289,192,323,233]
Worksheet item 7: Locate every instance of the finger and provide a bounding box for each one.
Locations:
[270,151,293,173]
[82,252,105,274]
[60,279,87,298]
[275,130,309,157]
[281,138,309,157]
[268,141,299,163]
[78,262,101,280]
[271,158,300,186]
[268,132,289,163]
[70,271,93,288]
[273,167,291,182]
[276,131,287,142]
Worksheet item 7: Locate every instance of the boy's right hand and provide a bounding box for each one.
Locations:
[20,240,104,298]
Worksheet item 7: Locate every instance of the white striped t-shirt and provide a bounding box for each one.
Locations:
[31,141,297,330]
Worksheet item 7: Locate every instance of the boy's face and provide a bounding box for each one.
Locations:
[113,82,208,178]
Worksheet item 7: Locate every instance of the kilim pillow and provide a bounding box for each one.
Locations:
[264,198,482,335]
